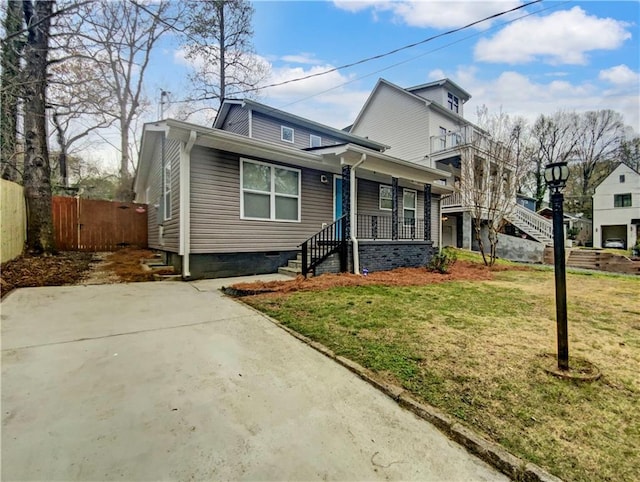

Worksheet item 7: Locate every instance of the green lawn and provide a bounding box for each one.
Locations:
[244,265,640,481]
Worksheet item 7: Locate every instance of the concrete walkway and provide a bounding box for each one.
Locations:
[1,276,508,481]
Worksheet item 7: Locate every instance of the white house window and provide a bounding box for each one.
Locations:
[403,189,416,227]
[163,162,171,220]
[620,174,625,183]
[379,185,393,210]
[447,92,459,113]
[310,134,322,148]
[614,193,632,208]
[439,126,447,149]
[241,159,300,221]
[281,126,294,143]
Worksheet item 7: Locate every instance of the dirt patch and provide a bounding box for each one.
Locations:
[228,260,525,295]
[1,248,173,298]
[1,252,94,298]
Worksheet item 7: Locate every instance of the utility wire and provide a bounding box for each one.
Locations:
[170,0,543,105]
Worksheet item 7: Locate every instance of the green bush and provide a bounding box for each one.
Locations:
[427,247,457,274]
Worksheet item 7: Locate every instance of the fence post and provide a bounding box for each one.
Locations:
[301,241,308,277]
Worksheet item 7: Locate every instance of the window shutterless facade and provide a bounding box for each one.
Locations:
[403,189,416,227]
[163,162,171,220]
[379,185,393,210]
[281,126,294,143]
[447,92,459,113]
[614,193,632,207]
[240,159,300,222]
[310,134,322,148]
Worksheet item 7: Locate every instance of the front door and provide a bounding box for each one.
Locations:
[334,176,342,220]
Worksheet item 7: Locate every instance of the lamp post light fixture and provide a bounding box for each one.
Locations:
[544,161,571,371]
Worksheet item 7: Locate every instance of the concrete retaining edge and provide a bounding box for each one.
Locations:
[234,296,563,482]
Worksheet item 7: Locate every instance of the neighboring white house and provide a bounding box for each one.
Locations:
[592,163,640,249]
[350,77,554,251]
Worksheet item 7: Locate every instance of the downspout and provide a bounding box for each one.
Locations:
[180,130,197,279]
[349,154,366,275]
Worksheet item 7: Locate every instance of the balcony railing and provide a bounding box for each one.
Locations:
[356,214,425,240]
[430,126,490,155]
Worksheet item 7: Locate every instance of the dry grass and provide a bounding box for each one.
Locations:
[243,267,640,481]
[103,248,173,282]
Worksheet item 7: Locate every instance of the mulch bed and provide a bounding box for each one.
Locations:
[226,260,526,296]
[1,252,95,298]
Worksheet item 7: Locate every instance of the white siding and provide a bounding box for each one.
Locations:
[351,83,431,163]
[592,164,640,247]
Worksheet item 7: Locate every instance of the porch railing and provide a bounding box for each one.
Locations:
[301,215,347,277]
[356,214,425,240]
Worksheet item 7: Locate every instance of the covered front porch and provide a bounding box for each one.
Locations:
[302,144,453,276]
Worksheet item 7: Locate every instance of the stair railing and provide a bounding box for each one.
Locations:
[508,204,554,243]
[301,215,347,277]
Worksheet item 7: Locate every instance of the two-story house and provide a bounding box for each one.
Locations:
[349,78,554,252]
[592,163,640,249]
[134,99,453,279]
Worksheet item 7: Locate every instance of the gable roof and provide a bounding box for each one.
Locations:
[213,98,389,152]
[593,162,640,191]
[350,78,480,134]
[406,78,471,102]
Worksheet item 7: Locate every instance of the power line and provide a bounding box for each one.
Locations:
[170,0,544,105]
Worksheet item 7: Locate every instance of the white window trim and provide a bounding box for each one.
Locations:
[310,134,322,148]
[281,126,295,143]
[403,188,417,227]
[163,162,171,221]
[240,158,301,222]
[379,184,392,211]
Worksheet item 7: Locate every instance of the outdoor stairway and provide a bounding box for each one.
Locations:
[566,250,613,270]
[278,252,302,277]
[141,254,181,281]
[505,204,554,246]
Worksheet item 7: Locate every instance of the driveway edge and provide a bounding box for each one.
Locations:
[234,295,564,482]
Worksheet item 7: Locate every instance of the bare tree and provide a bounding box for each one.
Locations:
[530,112,580,210]
[21,0,55,253]
[180,0,269,113]
[1,0,24,182]
[460,107,530,265]
[69,0,176,200]
[617,132,640,172]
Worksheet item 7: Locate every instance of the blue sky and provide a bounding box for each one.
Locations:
[99,1,640,169]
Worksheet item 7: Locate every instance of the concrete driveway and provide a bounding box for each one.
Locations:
[1,277,507,481]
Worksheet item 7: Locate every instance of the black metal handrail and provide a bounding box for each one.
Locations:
[356,214,424,240]
[301,215,347,277]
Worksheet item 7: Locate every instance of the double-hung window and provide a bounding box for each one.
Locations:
[281,126,294,143]
[241,159,300,222]
[439,126,447,149]
[614,193,632,208]
[403,189,416,227]
[379,185,393,210]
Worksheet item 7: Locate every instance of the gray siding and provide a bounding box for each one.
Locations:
[251,111,343,149]
[190,145,334,253]
[221,104,249,136]
[146,137,180,252]
[356,178,425,219]
[352,83,431,163]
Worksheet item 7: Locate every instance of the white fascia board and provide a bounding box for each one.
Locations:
[135,122,169,196]
[321,144,452,185]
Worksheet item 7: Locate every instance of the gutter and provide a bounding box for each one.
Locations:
[348,153,366,275]
[179,130,197,279]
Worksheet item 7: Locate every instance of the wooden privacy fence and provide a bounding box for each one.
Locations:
[53,197,148,251]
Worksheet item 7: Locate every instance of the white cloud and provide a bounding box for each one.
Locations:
[440,68,639,133]
[260,64,369,128]
[475,6,632,65]
[599,64,640,86]
[280,53,323,65]
[333,1,523,29]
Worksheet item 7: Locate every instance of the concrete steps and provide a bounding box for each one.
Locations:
[141,255,180,281]
[278,253,303,277]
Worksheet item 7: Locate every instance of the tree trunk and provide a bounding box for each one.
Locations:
[218,0,225,106]
[22,0,55,253]
[116,118,134,201]
[1,1,24,182]
[52,111,68,187]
